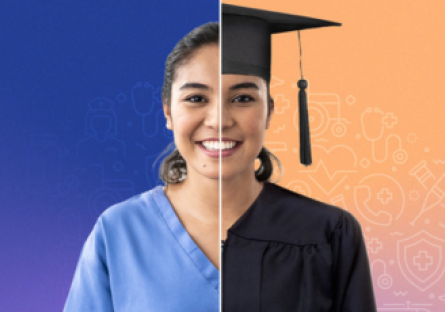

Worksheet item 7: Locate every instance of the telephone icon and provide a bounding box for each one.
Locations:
[354,185,392,226]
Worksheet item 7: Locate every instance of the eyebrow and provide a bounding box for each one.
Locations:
[229,82,260,91]
[179,83,212,91]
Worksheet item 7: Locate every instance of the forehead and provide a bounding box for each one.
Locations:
[222,74,267,90]
[172,45,219,87]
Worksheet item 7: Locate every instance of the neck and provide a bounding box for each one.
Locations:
[221,170,264,239]
[163,167,265,240]
[164,169,219,225]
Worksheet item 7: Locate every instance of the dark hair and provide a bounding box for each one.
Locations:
[255,91,283,183]
[157,22,218,184]
[161,22,219,106]
[156,22,282,184]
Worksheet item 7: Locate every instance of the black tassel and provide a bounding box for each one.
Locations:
[298,79,312,166]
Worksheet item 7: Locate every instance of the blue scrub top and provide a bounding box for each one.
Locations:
[64,186,220,311]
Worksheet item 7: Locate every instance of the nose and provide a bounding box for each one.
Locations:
[204,95,235,131]
[221,101,235,131]
[203,96,220,130]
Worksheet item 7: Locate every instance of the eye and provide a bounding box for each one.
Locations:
[186,95,207,103]
[233,95,254,103]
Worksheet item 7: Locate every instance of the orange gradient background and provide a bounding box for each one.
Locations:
[225,0,445,310]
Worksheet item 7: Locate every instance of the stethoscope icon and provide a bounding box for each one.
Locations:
[361,107,408,164]
[371,259,393,289]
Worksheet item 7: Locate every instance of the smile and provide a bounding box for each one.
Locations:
[200,140,240,151]
[196,140,243,158]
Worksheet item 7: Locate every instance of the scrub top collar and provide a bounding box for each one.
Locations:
[152,185,220,292]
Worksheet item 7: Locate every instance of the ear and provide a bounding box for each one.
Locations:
[163,103,172,130]
[266,98,274,129]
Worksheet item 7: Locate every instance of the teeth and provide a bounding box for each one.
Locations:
[201,140,237,150]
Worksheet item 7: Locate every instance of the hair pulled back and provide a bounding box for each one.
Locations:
[156,22,282,184]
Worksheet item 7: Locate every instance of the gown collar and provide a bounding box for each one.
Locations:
[227,181,272,235]
[227,181,342,245]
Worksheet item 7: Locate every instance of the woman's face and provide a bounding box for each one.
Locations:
[163,44,220,181]
[220,74,274,181]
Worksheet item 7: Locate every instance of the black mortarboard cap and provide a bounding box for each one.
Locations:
[222,3,341,166]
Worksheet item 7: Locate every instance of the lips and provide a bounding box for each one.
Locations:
[201,140,239,150]
[196,137,242,143]
[194,137,243,159]
[197,140,243,158]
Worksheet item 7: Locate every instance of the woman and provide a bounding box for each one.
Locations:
[63,22,220,311]
[220,4,377,312]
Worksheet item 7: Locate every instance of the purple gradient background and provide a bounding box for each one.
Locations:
[0,1,218,310]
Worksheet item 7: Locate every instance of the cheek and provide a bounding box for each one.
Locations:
[171,108,201,136]
[239,109,267,135]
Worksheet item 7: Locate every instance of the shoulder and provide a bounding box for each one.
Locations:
[265,182,344,222]
[331,207,364,241]
[252,182,349,244]
[98,185,165,231]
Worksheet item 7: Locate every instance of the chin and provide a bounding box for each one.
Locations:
[202,174,219,181]
[195,167,219,181]
[220,168,247,182]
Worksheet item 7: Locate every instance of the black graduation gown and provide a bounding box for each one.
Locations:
[222,182,377,312]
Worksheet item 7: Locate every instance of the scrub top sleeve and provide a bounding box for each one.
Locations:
[63,216,114,312]
[331,211,377,312]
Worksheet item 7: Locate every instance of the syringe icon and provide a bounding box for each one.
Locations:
[409,160,435,190]
[410,161,445,225]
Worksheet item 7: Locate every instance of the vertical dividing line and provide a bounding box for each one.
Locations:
[218,1,222,311]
